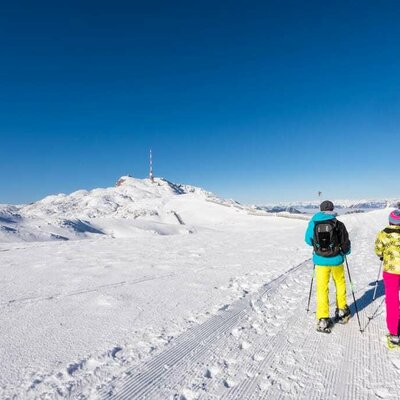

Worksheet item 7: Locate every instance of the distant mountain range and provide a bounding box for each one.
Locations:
[258,199,400,212]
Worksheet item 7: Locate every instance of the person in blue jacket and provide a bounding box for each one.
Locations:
[305,200,351,332]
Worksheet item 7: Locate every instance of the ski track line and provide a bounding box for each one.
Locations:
[100,282,259,399]
[0,241,72,253]
[153,304,255,396]
[104,305,267,398]
[151,264,312,400]
[0,273,175,307]
[154,271,310,399]
[104,298,254,399]
[130,297,260,399]
[0,246,30,252]
[162,266,314,400]
[0,263,232,308]
[102,304,248,400]
[99,259,311,399]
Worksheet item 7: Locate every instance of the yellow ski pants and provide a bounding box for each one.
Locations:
[316,265,347,319]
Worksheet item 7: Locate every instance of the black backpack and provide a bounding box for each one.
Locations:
[313,220,341,257]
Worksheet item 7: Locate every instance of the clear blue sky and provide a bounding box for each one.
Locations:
[1,0,399,204]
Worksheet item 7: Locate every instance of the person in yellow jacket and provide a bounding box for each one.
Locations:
[375,209,400,347]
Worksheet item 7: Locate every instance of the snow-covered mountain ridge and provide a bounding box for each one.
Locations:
[0,176,250,242]
[1,176,398,242]
[21,176,211,219]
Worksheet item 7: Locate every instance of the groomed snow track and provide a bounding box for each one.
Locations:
[100,255,400,400]
[100,259,310,399]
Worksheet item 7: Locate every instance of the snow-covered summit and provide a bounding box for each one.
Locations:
[22,176,205,219]
[0,176,246,242]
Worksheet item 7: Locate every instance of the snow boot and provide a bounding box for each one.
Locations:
[317,318,332,333]
[335,305,351,324]
[387,334,400,349]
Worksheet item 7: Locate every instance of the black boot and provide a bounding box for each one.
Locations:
[387,334,400,349]
[317,318,332,333]
[335,305,351,324]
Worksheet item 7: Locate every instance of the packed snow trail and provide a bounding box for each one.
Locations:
[100,260,309,399]
[99,212,400,399]
[101,259,400,400]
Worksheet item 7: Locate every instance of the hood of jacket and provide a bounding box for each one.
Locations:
[311,211,337,223]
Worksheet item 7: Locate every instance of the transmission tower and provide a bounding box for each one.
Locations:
[149,149,154,182]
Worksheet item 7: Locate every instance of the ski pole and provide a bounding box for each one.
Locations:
[306,264,316,312]
[372,260,383,302]
[343,254,363,333]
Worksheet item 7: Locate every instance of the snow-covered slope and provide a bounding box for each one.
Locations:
[0,177,253,243]
[2,207,400,399]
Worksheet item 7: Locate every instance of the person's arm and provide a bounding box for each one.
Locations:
[375,232,385,260]
[338,221,351,255]
[305,220,315,246]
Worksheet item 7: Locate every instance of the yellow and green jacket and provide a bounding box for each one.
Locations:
[375,225,400,275]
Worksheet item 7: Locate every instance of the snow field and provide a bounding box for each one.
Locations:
[101,209,400,399]
[0,213,309,399]
[1,181,399,399]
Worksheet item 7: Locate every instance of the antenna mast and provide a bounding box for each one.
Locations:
[149,149,154,182]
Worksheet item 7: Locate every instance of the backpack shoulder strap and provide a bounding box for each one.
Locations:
[383,227,400,234]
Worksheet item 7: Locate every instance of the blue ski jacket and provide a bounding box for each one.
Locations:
[305,211,351,266]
